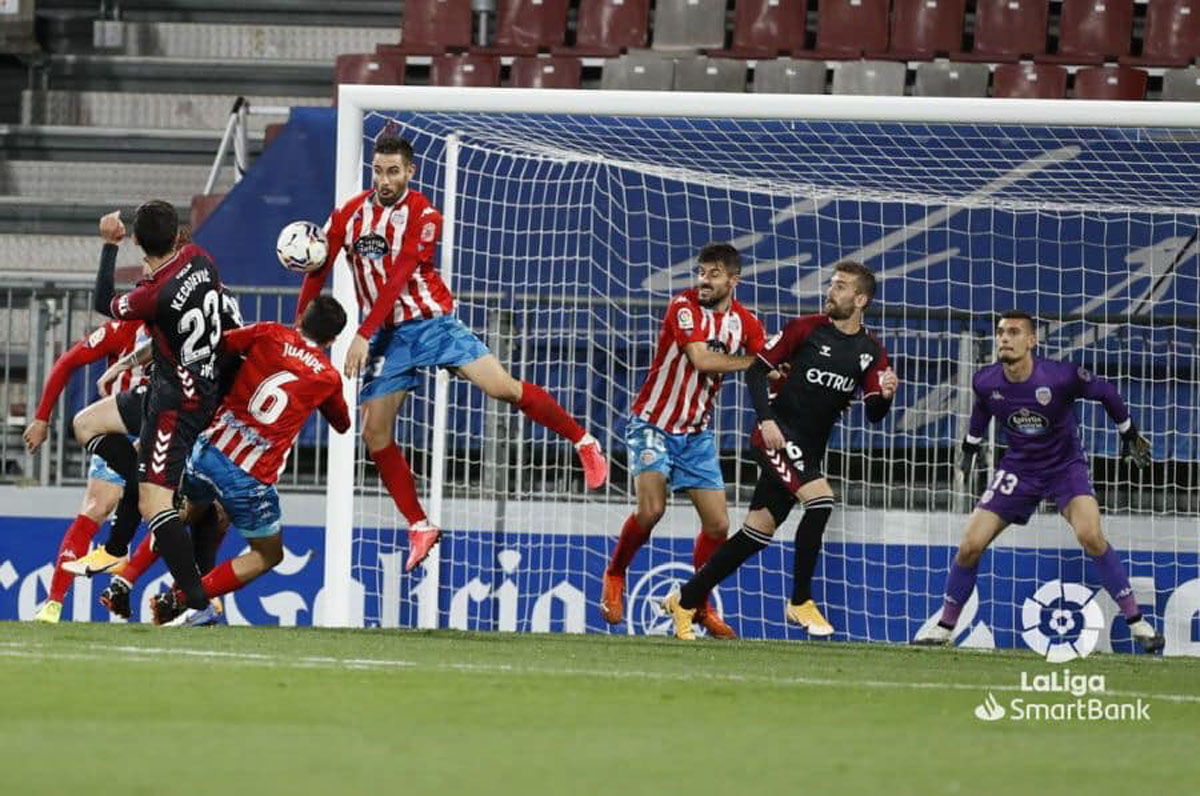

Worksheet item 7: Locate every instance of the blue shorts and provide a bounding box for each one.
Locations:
[625,417,724,493]
[180,439,281,539]
[977,458,1096,526]
[88,454,125,487]
[360,315,490,401]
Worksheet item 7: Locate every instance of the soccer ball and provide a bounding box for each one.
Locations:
[276,220,328,274]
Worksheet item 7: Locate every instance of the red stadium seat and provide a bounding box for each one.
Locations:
[557,0,649,56]
[1038,0,1133,64]
[991,63,1067,98]
[263,123,286,150]
[709,0,807,58]
[509,56,582,88]
[482,0,569,54]
[961,0,1048,62]
[884,0,965,59]
[1073,65,1147,99]
[430,54,501,87]
[332,54,404,102]
[814,0,889,57]
[392,0,472,55]
[1122,0,1200,67]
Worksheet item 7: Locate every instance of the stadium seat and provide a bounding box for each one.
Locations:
[1121,0,1200,67]
[332,54,404,102]
[1072,65,1147,100]
[430,54,502,87]
[481,0,570,54]
[709,0,808,58]
[883,0,965,59]
[600,52,674,90]
[673,56,748,92]
[650,0,727,52]
[1038,0,1133,64]
[815,0,889,57]
[263,123,286,150]
[752,57,827,94]
[831,59,905,95]
[962,0,1048,62]
[912,61,988,97]
[560,0,650,56]
[509,56,582,88]
[391,0,473,54]
[1162,66,1200,101]
[991,63,1067,98]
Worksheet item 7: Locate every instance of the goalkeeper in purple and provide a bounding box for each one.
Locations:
[915,310,1164,652]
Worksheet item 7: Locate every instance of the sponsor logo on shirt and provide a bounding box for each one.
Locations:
[353,234,389,260]
[87,326,107,348]
[1035,386,1052,406]
[819,345,832,357]
[805,368,857,393]
[1006,407,1051,436]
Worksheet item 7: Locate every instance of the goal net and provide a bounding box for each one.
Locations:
[325,88,1200,655]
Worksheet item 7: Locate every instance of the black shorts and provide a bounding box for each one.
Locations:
[749,422,826,495]
[115,384,149,436]
[136,383,218,489]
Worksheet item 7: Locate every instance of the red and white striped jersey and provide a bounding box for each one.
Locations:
[202,323,350,485]
[33,320,149,422]
[299,188,451,340]
[631,289,765,434]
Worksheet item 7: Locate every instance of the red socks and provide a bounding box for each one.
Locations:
[607,514,652,577]
[201,560,243,599]
[369,443,427,525]
[120,533,160,586]
[48,515,100,603]
[693,531,723,572]
[516,382,585,444]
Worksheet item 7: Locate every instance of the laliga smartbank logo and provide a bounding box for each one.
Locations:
[973,671,1151,723]
[1021,579,1105,663]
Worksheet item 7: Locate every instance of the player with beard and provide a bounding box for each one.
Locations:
[600,243,765,637]
[914,311,1164,652]
[662,261,898,640]
[296,136,608,574]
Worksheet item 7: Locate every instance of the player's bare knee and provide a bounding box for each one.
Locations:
[702,517,730,540]
[252,536,284,569]
[72,411,94,446]
[1074,525,1106,556]
[956,540,984,568]
[81,495,116,523]
[361,421,393,452]
[490,376,523,404]
[636,503,665,529]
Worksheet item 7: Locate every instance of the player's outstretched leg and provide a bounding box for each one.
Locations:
[459,355,608,490]
[1064,496,1165,653]
[914,509,1006,646]
[785,495,836,637]
[362,391,440,573]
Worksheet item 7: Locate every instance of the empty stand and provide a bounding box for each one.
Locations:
[600,52,674,90]
[912,61,988,97]
[815,0,889,57]
[1122,0,1200,67]
[509,56,583,88]
[430,54,501,87]
[1162,66,1200,101]
[964,0,1048,61]
[752,57,827,93]
[562,0,650,56]
[1073,65,1148,99]
[1039,0,1133,64]
[711,0,807,58]
[831,59,905,95]
[393,0,472,54]
[651,0,727,52]
[885,0,965,59]
[673,56,748,92]
[485,0,570,54]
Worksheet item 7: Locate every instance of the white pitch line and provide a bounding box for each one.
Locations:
[2,641,1199,705]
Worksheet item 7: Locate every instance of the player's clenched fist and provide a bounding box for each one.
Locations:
[99,211,125,244]
[878,367,898,399]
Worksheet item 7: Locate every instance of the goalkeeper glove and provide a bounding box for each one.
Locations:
[957,439,981,484]
[1120,426,1152,469]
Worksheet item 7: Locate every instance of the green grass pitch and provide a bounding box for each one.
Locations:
[1,624,1197,795]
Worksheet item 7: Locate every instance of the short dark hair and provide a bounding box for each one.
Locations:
[133,200,179,258]
[697,242,742,275]
[373,136,414,163]
[998,309,1036,333]
[834,260,876,304]
[300,295,348,346]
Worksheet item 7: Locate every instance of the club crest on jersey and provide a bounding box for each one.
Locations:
[640,449,658,466]
[676,307,694,331]
[859,353,873,371]
[1035,386,1052,406]
[991,390,1004,401]
[1006,407,1050,436]
[420,221,437,243]
[819,345,832,357]
[354,234,389,260]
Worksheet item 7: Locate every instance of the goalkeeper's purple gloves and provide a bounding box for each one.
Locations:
[1120,426,1152,469]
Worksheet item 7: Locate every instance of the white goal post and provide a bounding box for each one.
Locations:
[317,86,1200,647]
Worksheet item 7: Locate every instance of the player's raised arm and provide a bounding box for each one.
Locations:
[92,211,126,317]
[860,345,897,423]
[295,209,345,322]
[1074,365,1151,468]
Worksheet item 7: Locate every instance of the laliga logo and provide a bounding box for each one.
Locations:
[626,562,724,637]
[1021,579,1104,663]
